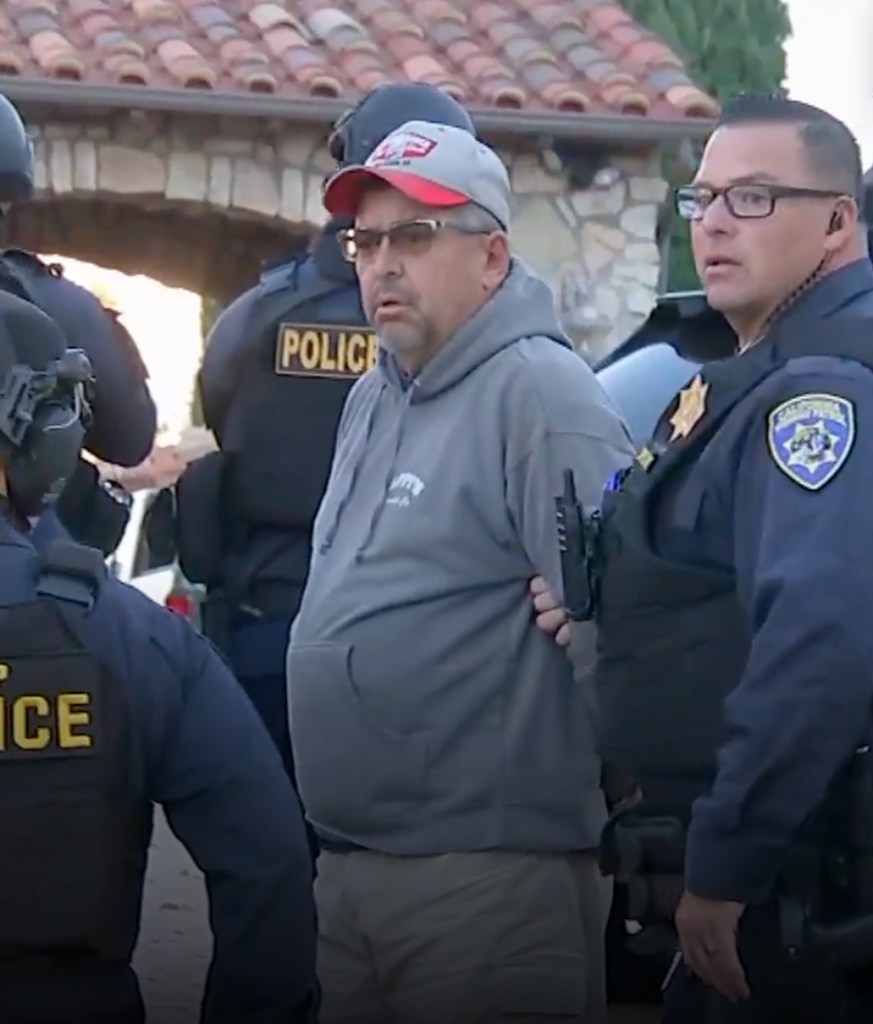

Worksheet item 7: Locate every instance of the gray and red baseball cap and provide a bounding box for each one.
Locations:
[322,120,511,229]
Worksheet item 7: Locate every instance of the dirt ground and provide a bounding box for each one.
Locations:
[132,811,661,1023]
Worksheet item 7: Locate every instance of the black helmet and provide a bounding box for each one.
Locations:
[328,83,476,168]
[0,291,93,514]
[0,93,34,203]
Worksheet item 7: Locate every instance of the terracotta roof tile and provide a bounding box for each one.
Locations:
[0,0,719,120]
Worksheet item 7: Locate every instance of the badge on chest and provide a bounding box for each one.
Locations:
[623,373,711,479]
[668,375,710,441]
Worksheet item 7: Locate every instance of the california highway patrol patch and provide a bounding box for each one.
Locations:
[767,392,855,491]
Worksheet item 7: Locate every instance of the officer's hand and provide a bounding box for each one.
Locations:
[675,891,750,1003]
[529,575,570,647]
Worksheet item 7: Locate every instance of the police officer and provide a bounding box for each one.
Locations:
[178,84,478,801]
[0,92,157,552]
[537,94,873,1022]
[0,290,317,1023]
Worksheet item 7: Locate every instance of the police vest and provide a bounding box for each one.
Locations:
[0,541,146,961]
[182,260,376,617]
[223,261,376,535]
[595,317,873,817]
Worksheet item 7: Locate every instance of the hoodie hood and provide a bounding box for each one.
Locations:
[315,259,575,556]
[377,258,573,399]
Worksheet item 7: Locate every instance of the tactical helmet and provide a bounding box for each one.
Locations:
[0,93,34,203]
[328,83,476,169]
[0,291,93,514]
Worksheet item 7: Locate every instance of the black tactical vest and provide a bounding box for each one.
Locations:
[0,541,148,962]
[186,244,377,619]
[223,263,376,537]
[595,317,873,818]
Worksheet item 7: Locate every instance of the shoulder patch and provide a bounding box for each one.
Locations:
[766,392,855,491]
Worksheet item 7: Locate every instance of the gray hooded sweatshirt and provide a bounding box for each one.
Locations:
[287,260,634,854]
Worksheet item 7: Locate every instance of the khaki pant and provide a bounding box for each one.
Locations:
[315,849,613,1024]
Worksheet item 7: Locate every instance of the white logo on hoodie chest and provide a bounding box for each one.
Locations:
[386,471,426,508]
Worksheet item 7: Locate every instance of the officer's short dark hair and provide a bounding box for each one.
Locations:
[718,93,863,206]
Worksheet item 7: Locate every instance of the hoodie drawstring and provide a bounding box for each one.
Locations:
[318,383,386,553]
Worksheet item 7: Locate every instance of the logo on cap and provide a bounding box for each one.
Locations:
[368,131,437,167]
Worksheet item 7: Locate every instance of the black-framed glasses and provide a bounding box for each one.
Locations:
[338,218,491,262]
[675,183,848,221]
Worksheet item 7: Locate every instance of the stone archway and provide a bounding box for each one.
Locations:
[7,194,312,303]
[3,108,335,302]
[1,102,674,361]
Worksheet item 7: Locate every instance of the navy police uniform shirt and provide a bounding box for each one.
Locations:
[0,516,317,1021]
[673,260,873,904]
[198,279,258,444]
[1,251,157,467]
[195,238,368,645]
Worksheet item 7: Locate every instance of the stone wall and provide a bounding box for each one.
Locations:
[8,110,330,302]
[8,109,667,355]
[505,150,667,361]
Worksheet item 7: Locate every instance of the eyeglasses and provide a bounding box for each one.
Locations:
[338,218,491,263]
[675,183,848,221]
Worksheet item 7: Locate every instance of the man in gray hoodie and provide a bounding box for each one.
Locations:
[286,120,635,1024]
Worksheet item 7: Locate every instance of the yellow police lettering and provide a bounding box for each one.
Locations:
[58,693,93,749]
[299,330,321,370]
[279,328,300,368]
[343,333,360,374]
[12,695,50,750]
[322,334,338,373]
[275,324,379,379]
[0,663,8,683]
[0,692,93,752]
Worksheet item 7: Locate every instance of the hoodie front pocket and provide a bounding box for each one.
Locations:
[287,642,428,835]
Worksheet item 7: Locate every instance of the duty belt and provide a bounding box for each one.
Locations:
[598,747,873,971]
[599,810,686,928]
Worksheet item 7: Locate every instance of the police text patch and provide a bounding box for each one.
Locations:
[275,323,378,380]
[0,655,100,760]
[766,392,855,491]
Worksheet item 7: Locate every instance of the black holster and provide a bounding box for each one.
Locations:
[599,811,687,925]
[779,747,873,971]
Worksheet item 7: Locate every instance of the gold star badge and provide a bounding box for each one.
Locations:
[668,374,709,441]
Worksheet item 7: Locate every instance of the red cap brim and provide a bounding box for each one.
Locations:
[323,167,471,218]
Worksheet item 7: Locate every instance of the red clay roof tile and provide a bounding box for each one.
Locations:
[0,0,719,120]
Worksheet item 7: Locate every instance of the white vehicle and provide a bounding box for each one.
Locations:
[107,487,204,627]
